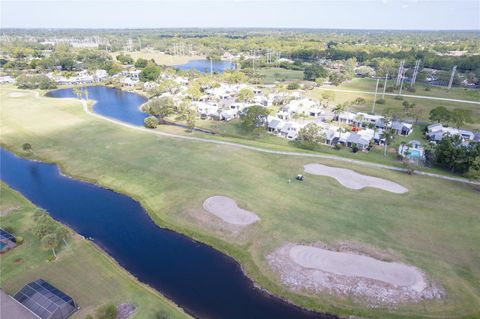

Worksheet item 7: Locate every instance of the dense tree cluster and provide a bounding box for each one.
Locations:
[16,74,57,89]
[433,135,480,174]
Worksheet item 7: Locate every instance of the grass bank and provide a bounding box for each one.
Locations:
[0,183,190,319]
[1,86,479,318]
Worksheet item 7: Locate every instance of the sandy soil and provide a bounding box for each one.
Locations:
[304,163,408,194]
[267,243,441,304]
[203,196,260,226]
[8,92,28,98]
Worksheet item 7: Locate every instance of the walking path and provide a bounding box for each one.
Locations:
[314,87,480,105]
[81,100,479,186]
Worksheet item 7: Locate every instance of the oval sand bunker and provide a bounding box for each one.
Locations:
[203,196,260,226]
[289,245,426,292]
[304,163,408,193]
[267,243,440,304]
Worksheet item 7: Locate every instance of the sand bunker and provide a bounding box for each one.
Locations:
[304,163,408,193]
[267,244,441,304]
[203,196,260,226]
[8,92,28,98]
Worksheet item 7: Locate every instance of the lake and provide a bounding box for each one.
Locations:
[47,86,149,126]
[174,60,235,73]
[2,86,335,319]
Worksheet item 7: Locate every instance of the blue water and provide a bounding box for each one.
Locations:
[0,242,6,250]
[174,60,235,73]
[0,148,333,319]
[408,149,421,158]
[46,86,148,126]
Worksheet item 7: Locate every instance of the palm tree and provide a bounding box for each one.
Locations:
[381,128,396,157]
[336,127,346,143]
[73,87,83,100]
[41,233,59,258]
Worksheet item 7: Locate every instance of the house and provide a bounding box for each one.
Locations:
[346,133,371,151]
[193,102,219,119]
[0,229,17,253]
[280,122,304,140]
[426,123,474,143]
[267,117,285,135]
[336,111,357,125]
[391,121,413,136]
[220,109,237,121]
[1,289,38,319]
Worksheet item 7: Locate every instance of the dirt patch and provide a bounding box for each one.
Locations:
[203,196,260,226]
[267,243,442,305]
[117,303,136,319]
[304,163,408,194]
[0,206,21,216]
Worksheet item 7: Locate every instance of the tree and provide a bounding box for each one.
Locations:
[434,134,467,172]
[402,100,415,113]
[186,82,202,101]
[380,128,396,157]
[116,54,134,65]
[144,97,175,122]
[41,233,59,258]
[55,227,70,246]
[450,109,473,128]
[240,105,269,132]
[464,156,480,190]
[329,71,348,86]
[134,58,149,69]
[139,62,161,82]
[297,123,323,147]
[73,87,83,100]
[355,65,375,77]
[185,109,196,132]
[429,106,451,123]
[332,103,346,116]
[287,82,300,90]
[22,143,32,153]
[237,88,254,103]
[95,304,117,319]
[303,64,328,81]
[321,91,335,108]
[144,116,159,128]
[16,74,57,90]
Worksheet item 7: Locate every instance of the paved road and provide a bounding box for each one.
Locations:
[81,100,479,186]
[314,87,480,105]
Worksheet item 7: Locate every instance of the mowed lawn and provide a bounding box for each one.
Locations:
[334,77,480,102]
[257,67,304,84]
[1,87,479,319]
[0,183,190,319]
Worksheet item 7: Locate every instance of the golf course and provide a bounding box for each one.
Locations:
[1,86,479,319]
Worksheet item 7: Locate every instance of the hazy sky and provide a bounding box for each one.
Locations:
[1,0,479,30]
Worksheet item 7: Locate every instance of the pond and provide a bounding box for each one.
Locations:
[174,59,235,73]
[46,86,148,126]
[0,149,333,319]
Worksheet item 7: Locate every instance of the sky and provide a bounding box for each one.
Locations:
[1,0,479,30]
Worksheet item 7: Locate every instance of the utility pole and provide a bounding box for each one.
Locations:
[448,65,457,90]
[372,78,380,113]
[398,70,405,95]
[410,59,420,87]
[395,60,405,88]
[382,72,388,99]
[210,58,213,78]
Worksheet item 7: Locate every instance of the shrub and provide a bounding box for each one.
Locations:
[376,98,385,104]
[334,144,341,150]
[95,304,117,319]
[407,87,416,92]
[425,86,431,91]
[394,95,403,100]
[3,226,15,234]
[16,236,24,245]
[144,116,159,129]
[287,82,300,90]
[22,143,32,152]
[352,145,359,153]
[385,86,395,93]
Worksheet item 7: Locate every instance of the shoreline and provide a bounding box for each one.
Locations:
[0,146,338,319]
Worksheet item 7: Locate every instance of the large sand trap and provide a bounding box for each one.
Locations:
[267,243,441,304]
[8,92,28,98]
[289,245,426,292]
[203,196,260,225]
[304,163,408,193]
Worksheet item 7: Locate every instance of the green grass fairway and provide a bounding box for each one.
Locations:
[258,67,304,84]
[1,86,480,318]
[0,183,190,319]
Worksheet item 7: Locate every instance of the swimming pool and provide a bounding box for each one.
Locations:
[408,149,422,158]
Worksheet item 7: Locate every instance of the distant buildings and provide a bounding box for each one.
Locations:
[426,123,474,144]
